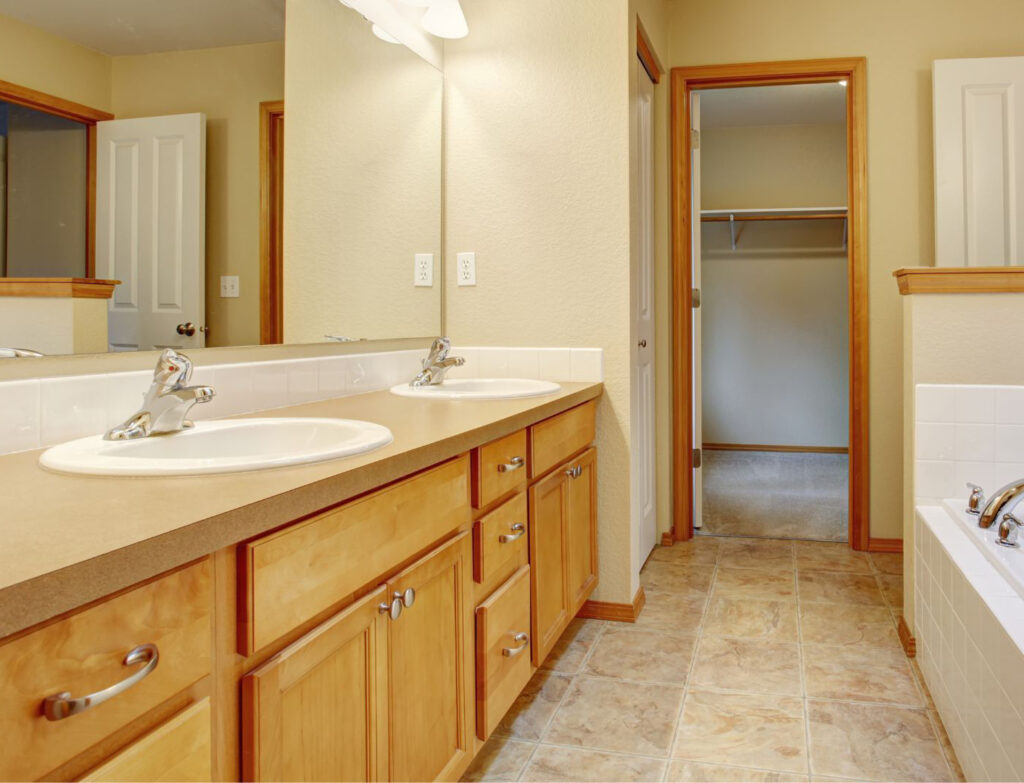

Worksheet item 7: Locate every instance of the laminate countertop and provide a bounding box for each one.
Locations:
[0,381,603,638]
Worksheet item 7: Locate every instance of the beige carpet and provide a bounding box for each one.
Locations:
[699,450,848,542]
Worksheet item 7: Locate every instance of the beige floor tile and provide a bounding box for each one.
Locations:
[520,745,666,782]
[909,657,937,711]
[691,636,802,695]
[672,689,807,773]
[648,538,721,566]
[640,561,715,597]
[540,618,604,674]
[461,735,535,782]
[876,573,903,608]
[493,668,571,741]
[802,643,923,706]
[543,676,684,756]
[798,603,901,650]
[794,542,872,574]
[797,571,885,606]
[703,595,798,641]
[806,699,951,781]
[868,552,903,575]
[634,590,707,635]
[667,760,810,781]
[585,626,695,683]
[717,538,795,571]
[714,566,797,602]
[928,710,965,782]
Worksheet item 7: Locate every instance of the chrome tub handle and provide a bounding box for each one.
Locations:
[499,523,526,544]
[502,632,530,657]
[497,456,525,473]
[43,643,159,721]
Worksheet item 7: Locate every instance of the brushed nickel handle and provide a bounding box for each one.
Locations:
[394,588,416,608]
[380,597,403,620]
[43,643,159,721]
[502,632,529,657]
[565,465,582,479]
[497,456,524,473]
[499,523,526,544]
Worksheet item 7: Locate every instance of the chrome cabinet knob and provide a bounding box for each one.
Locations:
[638,339,647,348]
[380,597,403,620]
[176,322,197,337]
[394,588,415,608]
[565,465,583,479]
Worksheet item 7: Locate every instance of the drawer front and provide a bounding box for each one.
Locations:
[529,401,596,479]
[475,566,533,739]
[474,492,528,596]
[80,698,211,782]
[241,455,470,654]
[0,560,212,782]
[473,429,528,508]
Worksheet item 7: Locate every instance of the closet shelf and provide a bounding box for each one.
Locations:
[701,207,848,250]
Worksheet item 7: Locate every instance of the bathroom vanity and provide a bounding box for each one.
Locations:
[0,383,601,782]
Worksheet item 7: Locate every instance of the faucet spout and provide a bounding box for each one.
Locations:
[978,478,1024,529]
[409,337,465,387]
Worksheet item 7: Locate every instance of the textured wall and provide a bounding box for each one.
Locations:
[445,0,634,603]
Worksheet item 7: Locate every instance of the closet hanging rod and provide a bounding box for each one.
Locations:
[700,207,848,251]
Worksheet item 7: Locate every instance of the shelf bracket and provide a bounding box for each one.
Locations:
[729,213,737,250]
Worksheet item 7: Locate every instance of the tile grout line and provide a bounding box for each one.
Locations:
[794,549,816,780]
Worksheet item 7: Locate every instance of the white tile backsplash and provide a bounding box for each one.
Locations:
[0,345,603,456]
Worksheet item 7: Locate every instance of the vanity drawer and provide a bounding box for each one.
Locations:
[529,400,596,479]
[0,559,212,783]
[473,429,528,508]
[475,565,532,739]
[474,492,528,596]
[241,454,471,654]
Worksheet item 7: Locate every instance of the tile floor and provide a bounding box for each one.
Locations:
[463,537,964,783]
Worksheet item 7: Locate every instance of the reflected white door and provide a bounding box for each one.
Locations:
[96,113,206,351]
[691,93,704,529]
[633,63,658,565]
[934,57,1024,266]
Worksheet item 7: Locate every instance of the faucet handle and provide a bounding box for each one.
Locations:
[966,482,986,515]
[422,337,451,369]
[153,348,192,388]
[998,512,1021,547]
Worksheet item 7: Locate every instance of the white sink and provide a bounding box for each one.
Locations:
[39,418,393,477]
[389,378,561,400]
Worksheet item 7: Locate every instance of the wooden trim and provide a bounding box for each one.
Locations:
[671,57,870,551]
[86,125,97,277]
[0,277,120,299]
[660,532,675,547]
[867,537,903,554]
[897,614,917,657]
[577,587,646,623]
[703,442,848,454]
[894,266,1024,295]
[636,17,662,84]
[259,100,285,344]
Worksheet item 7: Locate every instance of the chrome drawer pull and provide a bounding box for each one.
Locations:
[497,456,525,473]
[502,632,529,657]
[498,523,526,544]
[43,643,159,721]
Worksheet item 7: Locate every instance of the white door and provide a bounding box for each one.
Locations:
[691,93,704,529]
[934,57,1024,266]
[633,62,658,566]
[96,113,206,351]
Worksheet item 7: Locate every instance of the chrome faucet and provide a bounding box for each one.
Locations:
[409,337,465,387]
[0,347,44,358]
[997,512,1021,547]
[977,478,1024,529]
[105,349,215,440]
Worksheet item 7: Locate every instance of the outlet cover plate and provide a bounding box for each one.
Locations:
[220,275,240,298]
[457,252,476,286]
[414,253,433,287]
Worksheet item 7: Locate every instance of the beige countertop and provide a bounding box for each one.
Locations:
[0,381,602,638]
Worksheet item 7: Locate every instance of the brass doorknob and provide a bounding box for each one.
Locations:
[176,323,196,337]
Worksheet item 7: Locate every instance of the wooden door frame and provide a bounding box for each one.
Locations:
[0,78,114,278]
[670,57,870,550]
[259,100,284,344]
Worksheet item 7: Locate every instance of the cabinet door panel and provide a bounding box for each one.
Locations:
[566,448,598,612]
[528,470,570,667]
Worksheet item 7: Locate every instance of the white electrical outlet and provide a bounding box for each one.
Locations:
[457,252,476,286]
[414,253,433,287]
[220,275,240,298]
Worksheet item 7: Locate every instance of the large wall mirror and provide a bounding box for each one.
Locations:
[0,0,442,359]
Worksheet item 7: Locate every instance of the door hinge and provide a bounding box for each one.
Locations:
[691,288,701,309]
[692,448,702,469]
[691,129,700,149]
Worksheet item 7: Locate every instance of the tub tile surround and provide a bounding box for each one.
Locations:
[0,346,603,456]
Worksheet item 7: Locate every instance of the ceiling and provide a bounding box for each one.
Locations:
[699,83,847,128]
[0,0,285,56]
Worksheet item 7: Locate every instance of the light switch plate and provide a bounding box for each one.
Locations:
[220,275,240,298]
[414,253,433,287]
[457,252,476,286]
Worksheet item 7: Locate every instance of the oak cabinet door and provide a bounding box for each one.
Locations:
[241,588,389,782]
[386,532,473,782]
[565,448,598,613]
[528,469,570,667]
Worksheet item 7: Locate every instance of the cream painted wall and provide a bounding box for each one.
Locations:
[0,297,105,354]
[111,42,284,348]
[446,0,635,603]
[662,0,1024,540]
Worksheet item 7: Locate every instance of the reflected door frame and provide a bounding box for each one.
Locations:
[259,100,285,344]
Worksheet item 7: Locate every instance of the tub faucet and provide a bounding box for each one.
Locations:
[977,478,1024,529]
[997,512,1021,547]
[410,337,465,387]
[105,349,215,440]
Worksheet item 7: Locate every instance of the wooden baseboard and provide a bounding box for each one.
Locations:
[702,442,848,454]
[660,532,674,547]
[578,587,646,623]
[868,538,903,554]
[898,614,916,657]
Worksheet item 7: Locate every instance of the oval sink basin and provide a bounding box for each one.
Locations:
[389,378,560,400]
[39,418,393,477]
